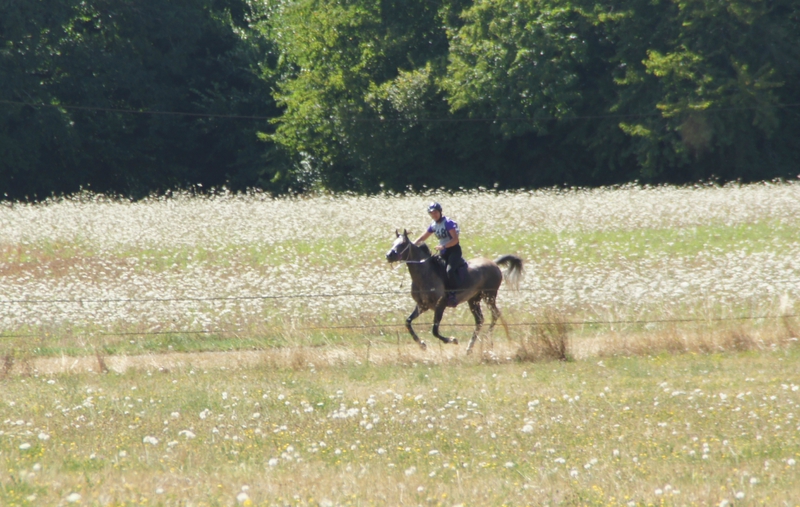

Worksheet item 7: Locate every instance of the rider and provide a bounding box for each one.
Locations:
[414,202,464,306]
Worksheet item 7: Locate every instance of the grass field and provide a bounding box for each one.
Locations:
[1,183,800,505]
[1,350,799,506]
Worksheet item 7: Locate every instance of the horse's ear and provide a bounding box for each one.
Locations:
[403,228,409,238]
[395,229,399,238]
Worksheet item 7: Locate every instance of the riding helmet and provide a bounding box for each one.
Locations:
[427,202,442,213]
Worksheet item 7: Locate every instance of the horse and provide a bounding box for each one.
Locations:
[385,229,524,353]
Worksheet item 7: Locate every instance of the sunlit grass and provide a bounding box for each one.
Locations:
[480,219,800,264]
[2,184,800,504]
[1,350,799,505]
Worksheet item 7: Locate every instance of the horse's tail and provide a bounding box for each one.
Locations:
[495,255,524,291]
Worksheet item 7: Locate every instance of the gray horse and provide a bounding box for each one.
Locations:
[386,229,523,353]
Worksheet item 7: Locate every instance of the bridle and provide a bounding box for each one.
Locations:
[391,239,427,265]
[392,239,412,261]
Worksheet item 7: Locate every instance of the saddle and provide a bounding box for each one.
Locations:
[420,244,466,301]
[429,254,467,290]
[428,253,447,277]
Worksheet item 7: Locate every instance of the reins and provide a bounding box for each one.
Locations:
[392,240,431,266]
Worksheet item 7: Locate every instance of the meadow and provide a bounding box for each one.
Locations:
[1,183,800,505]
[1,352,800,506]
[2,183,799,356]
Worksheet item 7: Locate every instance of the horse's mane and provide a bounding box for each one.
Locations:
[417,243,447,280]
[418,243,433,259]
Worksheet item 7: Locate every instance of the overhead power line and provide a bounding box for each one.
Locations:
[2,284,798,305]
[2,98,800,123]
[0,99,275,121]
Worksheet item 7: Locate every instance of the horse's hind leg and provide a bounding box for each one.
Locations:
[485,291,510,340]
[406,305,427,350]
[466,295,484,355]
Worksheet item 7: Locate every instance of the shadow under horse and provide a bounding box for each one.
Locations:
[386,229,524,353]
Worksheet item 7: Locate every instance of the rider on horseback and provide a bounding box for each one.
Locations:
[414,202,465,307]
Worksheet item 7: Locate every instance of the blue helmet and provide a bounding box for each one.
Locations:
[427,202,442,213]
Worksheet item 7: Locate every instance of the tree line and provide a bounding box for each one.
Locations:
[2,0,798,201]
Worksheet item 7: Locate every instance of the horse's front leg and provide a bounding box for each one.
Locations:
[431,300,459,345]
[406,305,427,350]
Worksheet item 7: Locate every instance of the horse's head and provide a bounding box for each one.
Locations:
[386,229,413,263]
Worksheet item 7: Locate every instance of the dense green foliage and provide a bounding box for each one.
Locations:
[0,0,288,199]
[2,0,799,199]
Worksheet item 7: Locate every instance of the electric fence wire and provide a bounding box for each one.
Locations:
[1,313,797,340]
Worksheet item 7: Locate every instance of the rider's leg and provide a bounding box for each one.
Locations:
[444,244,463,306]
[444,244,464,285]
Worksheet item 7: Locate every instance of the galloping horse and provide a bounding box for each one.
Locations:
[386,229,523,353]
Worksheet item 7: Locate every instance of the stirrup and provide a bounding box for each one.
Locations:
[446,291,458,307]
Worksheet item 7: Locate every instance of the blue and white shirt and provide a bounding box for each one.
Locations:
[427,217,459,246]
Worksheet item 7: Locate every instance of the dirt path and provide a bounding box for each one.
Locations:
[6,341,530,376]
[7,328,782,376]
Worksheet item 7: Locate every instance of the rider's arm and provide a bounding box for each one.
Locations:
[445,229,459,248]
[414,230,432,245]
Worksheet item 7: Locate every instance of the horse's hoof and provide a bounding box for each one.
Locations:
[465,346,473,355]
[419,341,427,350]
[450,338,459,345]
